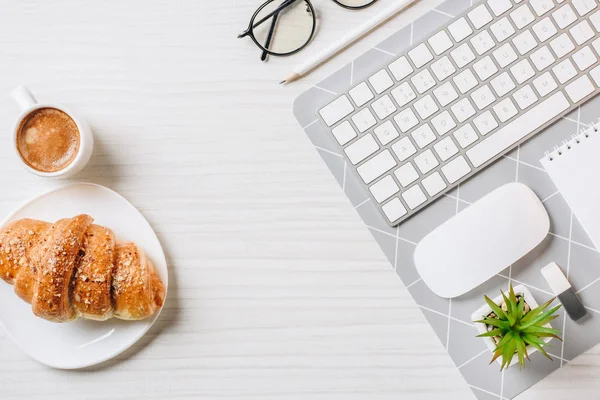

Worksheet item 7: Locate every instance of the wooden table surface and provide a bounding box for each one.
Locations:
[0,1,598,399]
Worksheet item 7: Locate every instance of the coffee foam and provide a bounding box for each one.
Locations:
[16,108,80,173]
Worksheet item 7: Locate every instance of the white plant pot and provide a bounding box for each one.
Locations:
[472,285,553,368]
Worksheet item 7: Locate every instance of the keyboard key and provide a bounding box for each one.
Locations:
[593,37,600,56]
[451,44,476,68]
[590,11,600,31]
[413,95,439,119]
[369,176,399,203]
[431,56,456,81]
[374,121,400,145]
[331,121,357,146]
[530,0,555,16]
[552,4,577,29]
[531,46,555,71]
[533,72,558,96]
[391,137,417,161]
[572,0,597,16]
[550,33,575,58]
[433,82,459,107]
[411,124,437,149]
[468,4,493,29]
[344,133,379,164]
[349,82,374,107]
[513,30,537,55]
[357,150,397,184]
[429,31,453,55]
[488,0,512,16]
[493,43,518,68]
[473,56,498,80]
[441,156,472,184]
[493,98,519,122]
[369,69,394,94]
[471,31,496,55]
[471,85,496,110]
[448,18,473,42]
[510,59,535,84]
[553,59,578,83]
[511,4,536,29]
[411,70,436,94]
[434,137,459,161]
[491,17,516,42]
[382,198,407,222]
[388,56,413,81]
[394,108,419,132]
[391,82,416,106]
[408,43,434,68]
[371,95,397,119]
[513,85,539,109]
[352,108,377,132]
[473,111,499,135]
[565,75,595,102]
[589,65,600,86]
[570,20,595,45]
[319,95,353,126]
[395,163,419,187]
[491,72,516,97]
[453,124,479,148]
[414,149,439,174]
[431,111,457,136]
[422,172,448,196]
[467,92,570,167]
[451,98,476,123]
[454,70,478,94]
[573,46,597,70]
[402,185,427,209]
[533,17,558,42]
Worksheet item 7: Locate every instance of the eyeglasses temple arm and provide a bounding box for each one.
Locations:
[238,0,297,38]
[260,11,279,61]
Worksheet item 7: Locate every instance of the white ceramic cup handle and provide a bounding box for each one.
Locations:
[11,85,37,111]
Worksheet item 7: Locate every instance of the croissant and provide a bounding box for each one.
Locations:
[0,214,165,323]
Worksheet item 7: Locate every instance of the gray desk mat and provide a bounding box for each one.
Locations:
[292,1,600,399]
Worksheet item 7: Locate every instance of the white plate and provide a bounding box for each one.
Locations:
[0,183,168,369]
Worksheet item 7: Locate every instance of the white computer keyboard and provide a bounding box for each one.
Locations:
[318,0,600,226]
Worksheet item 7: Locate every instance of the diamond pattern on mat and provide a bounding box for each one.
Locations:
[568,242,600,293]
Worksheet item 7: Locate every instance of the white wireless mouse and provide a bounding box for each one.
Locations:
[414,183,549,298]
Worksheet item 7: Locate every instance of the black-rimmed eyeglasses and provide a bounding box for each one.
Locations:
[238,0,378,61]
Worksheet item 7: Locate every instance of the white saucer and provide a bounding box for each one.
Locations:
[0,183,168,369]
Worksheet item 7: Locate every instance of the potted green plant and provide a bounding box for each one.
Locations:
[472,284,562,370]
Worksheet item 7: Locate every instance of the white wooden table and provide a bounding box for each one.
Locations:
[0,1,597,399]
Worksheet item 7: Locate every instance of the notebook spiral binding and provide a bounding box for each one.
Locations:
[544,119,600,162]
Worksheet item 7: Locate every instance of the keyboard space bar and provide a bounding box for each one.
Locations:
[466,92,570,168]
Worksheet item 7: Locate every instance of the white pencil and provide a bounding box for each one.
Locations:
[280,0,420,85]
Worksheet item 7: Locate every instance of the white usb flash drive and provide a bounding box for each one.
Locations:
[541,262,587,321]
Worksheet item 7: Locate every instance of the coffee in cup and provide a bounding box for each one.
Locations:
[16,108,81,173]
[11,86,94,178]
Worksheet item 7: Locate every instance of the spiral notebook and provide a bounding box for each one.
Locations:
[541,122,600,250]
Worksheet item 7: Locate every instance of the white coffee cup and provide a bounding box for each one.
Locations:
[11,86,94,178]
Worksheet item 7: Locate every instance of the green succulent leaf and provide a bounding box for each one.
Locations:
[517,297,524,321]
[477,328,505,338]
[475,318,511,330]
[521,325,561,336]
[523,334,553,361]
[519,304,561,329]
[515,336,528,370]
[484,295,508,320]
[501,334,517,370]
[520,298,555,324]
